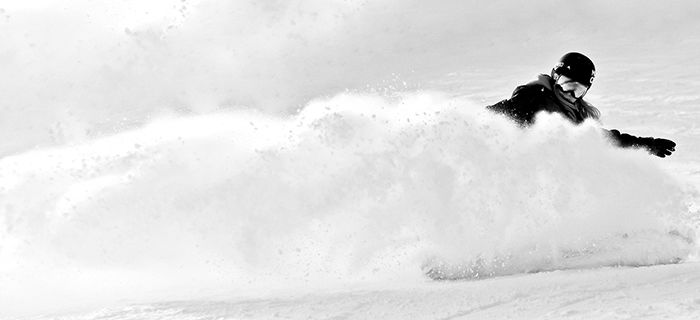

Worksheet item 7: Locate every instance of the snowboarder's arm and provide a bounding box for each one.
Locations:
[606,129,676,158]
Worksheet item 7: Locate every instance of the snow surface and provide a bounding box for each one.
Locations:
[40,262,700,320]
[2,0,700,319]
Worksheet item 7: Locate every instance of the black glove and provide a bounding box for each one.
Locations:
[638,137,676,158]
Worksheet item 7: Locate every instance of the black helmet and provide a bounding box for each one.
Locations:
[552,52,596,87]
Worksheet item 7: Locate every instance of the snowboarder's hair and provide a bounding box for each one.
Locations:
[579,99,600,120]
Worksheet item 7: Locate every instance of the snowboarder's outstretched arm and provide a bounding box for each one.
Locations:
[606,129,676,158]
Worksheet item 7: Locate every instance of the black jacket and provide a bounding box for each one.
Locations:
[487,74,676,157]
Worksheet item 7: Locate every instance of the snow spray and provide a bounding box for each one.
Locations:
[0,92,695,316]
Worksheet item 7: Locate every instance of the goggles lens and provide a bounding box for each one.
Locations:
[556,75,589,98]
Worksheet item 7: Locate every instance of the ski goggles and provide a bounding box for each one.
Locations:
[556,75,589,98]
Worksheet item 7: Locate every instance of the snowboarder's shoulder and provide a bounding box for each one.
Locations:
[513,74,554,97]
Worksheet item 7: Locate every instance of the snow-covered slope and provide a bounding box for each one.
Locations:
[25,262,700,319]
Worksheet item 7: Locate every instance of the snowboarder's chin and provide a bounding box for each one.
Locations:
[564,91,577,101]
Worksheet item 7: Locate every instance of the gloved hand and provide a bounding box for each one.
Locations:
[639,137,676,158]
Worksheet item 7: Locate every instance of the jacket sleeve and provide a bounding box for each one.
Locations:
[606,129,641,148]
[606,129,677,158]
[486,85,542,125]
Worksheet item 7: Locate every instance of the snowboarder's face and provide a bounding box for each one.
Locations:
[555,75,589,102]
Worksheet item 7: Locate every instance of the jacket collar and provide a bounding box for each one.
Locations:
[530,74,583,119]
[537,74,579,105]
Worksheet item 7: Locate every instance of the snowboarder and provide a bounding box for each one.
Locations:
[487,52,676,157]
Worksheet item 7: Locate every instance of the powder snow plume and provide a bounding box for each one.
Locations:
[0,92,695,316]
